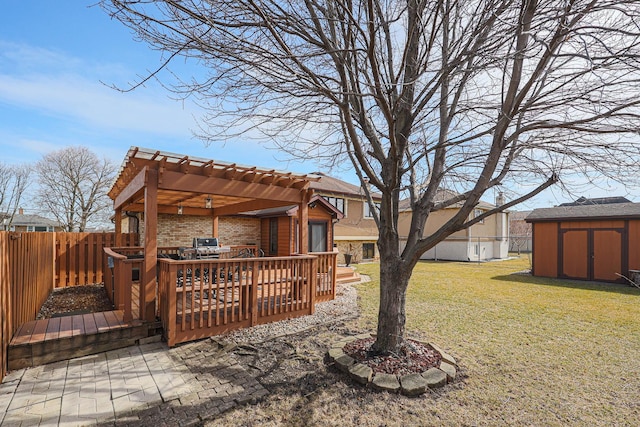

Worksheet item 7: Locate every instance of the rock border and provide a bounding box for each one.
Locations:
[327,333,457,396]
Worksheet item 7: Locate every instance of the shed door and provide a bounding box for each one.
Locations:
[562,230,589,280]
[592,230,622,282]
[561,228,623,282]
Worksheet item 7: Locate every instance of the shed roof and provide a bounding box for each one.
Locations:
[526,202,640,222]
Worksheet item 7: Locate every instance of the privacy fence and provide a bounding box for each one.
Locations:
[0,231,137,378]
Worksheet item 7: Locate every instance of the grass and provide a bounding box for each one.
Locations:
[354,257,640,425]
[207,256,640,426]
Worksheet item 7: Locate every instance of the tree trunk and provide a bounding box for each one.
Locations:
[372,251,411,354]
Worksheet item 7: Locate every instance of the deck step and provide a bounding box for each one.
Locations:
[7,311,153,370]
[336,267,362,284]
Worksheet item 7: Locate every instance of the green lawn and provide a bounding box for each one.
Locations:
[353,256,640,425]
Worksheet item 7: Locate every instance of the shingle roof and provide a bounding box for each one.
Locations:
[398,189,495,212]
[4,213,60,227]
[526,202,640,222]
[558,196,632,206]
[309,173,381,199]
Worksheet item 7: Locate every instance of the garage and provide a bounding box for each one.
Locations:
[526,202,640,284]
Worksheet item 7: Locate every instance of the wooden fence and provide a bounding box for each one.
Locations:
[56,232,138,288]
[1,232,10,379]
[0,232,55,378]
[1,231,137,377]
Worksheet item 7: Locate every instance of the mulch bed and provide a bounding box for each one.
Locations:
[343,337,442,376]
[37,284,114,319]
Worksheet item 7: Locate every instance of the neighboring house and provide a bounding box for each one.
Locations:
[558,196,632,206]
[309,173,382,264]
[526,198,640,284]
[397,189,510,261]
[0,208,61,232]
[509,211,532,253]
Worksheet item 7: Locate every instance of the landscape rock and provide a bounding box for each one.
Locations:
[334,354,355,372]
[327,347,344,361]
[422,368,447,389]
[371,373,400,392]
[349,363,373,385]
[400,373,427,396]
[439,361,457,382]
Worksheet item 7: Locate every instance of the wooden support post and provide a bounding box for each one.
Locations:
[212,215,219,238]
[166,263,177,347]
[298,190,310,254]
[143,168,158,322]
[309,256,317,314]
[250,259,259,326]
[114,207,122,246]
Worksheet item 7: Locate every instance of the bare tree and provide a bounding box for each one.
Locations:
[509,212,532,255]
[35,146,117,232]
[102,0,640,353]
[0,162,31,230]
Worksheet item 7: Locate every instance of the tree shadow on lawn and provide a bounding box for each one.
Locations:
[491,272,640,296]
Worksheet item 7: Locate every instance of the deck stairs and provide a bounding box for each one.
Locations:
[336,266,362,284]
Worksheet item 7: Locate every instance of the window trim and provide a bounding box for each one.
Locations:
[363,201,381,219]
[474,208,484,224]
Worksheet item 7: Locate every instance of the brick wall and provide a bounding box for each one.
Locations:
[219,217,261,247]
[156,214,213,247]
[140,214,261,248]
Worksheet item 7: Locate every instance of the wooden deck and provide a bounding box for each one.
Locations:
[7,310,150,370]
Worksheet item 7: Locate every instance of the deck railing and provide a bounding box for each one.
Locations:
[158,255,317,346]
[312,252,338,302]
[103,247,337,346]
[103,247,142,323]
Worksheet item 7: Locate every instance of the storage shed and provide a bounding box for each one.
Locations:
[526,202,640,283]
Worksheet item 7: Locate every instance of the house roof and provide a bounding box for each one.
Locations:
[310,173,381,199]
[398,188,495,212]
[558,196,632,206]
[242,195,344,219]
[2,212,60,227]
[526,202,640,222]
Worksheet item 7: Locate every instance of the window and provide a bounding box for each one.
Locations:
[322,196,345,213]
[364,201,380,218]
[27,226,53,232]
[363,243,375,259]
[474,209,484,224]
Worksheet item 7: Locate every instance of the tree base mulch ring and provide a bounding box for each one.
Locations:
[327,333,458,396]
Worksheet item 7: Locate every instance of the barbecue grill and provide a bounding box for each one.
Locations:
[179,237,228,259]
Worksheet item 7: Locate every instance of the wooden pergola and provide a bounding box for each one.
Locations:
[108,146,319,321]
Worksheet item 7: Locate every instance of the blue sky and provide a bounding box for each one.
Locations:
[0,1,635,210]
[0,1,316,173]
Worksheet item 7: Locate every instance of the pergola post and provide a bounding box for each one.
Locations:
[143,168,158,322]
[212,215,219,238]
[298,190,310,254]
[114,207,122,246]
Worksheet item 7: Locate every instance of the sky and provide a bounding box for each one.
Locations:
[0,1,636,212]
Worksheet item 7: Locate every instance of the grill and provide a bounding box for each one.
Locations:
[179,237,226,259]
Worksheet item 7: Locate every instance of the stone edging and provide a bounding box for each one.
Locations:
[327,334,457,396]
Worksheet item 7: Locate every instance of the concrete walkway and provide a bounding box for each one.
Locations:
[0,338,268,426]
